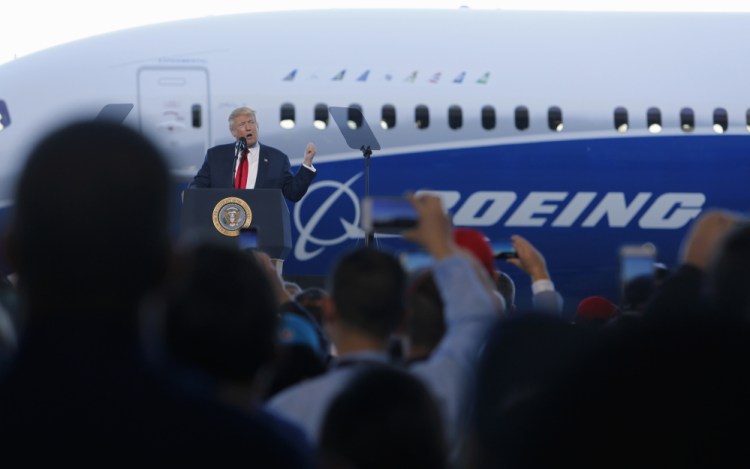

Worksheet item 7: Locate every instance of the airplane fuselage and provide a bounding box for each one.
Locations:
[2,9,749,312]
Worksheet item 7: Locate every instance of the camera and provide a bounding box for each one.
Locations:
[361,196,418,234]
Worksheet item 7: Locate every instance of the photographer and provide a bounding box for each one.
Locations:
[266,194,502,460]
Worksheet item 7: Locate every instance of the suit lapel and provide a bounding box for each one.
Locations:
[225,145,236,187]
[255,144,269,188]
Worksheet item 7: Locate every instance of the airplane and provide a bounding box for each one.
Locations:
[2,8,750,315]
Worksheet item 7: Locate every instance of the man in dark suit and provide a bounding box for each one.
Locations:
[188,106,316,202]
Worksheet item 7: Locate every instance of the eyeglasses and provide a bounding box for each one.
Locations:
[233,119,257,129]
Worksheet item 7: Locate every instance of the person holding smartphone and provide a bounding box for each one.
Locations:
[267,194,502,461]
[502,235,564,316]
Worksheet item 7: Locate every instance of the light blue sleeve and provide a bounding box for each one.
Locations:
[531,290,564,315]
[409,254,500,458]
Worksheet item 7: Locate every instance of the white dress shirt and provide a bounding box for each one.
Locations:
[234,144,260,189]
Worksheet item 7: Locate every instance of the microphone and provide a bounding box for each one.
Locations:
[232,137,248,187]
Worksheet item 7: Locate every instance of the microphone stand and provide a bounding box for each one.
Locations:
[361,145,375,247]
[327,107,381,248]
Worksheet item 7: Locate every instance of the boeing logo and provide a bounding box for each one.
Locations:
[294,176,706,261]
[294,173,364,261]
[425,190,706,229]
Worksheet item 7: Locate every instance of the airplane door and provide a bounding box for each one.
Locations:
[137,67,210,175]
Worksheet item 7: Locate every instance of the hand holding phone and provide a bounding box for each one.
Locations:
[503,235,551,282]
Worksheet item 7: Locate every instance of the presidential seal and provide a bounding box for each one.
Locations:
[212,197,252,236]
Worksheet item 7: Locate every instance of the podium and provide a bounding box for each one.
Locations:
[180,188,292,260]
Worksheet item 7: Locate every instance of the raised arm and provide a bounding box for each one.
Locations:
[505,234,563,315]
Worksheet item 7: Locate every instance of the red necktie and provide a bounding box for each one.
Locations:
[234,148,249,189]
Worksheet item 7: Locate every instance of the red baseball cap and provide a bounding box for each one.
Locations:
[453,228,496,278]
[575,296,619,322]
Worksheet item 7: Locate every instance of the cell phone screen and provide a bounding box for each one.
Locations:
[372,198,418,228]
[238,228,258,250]
[620,255,654,283]
[491,240,518,260]
[399,251,434,273]
[362,197,418,233]
[619,244,656,286]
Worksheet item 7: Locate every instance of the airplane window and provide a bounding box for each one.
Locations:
[191,104,202,128]
[415,105,429,129]
[347,104,363,130]
[280,103,295,129]
[314,103,328,130]
[448,105,462,130]
[647,107,662,133]
[0,100,9,132]
[614,107,628,132]
[713,108,728,134]
[548,106,563,132]
[381,104,396,130]
[515,106,529,131]
[481,105,496,130]
[680,108,695,132]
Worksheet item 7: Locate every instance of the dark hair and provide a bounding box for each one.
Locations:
[165,243,278,383]
[328,248,406,340]
[319,365,448,469]
[294,287,328,326]
[495,271,516,313]
[471,315,594,468]
[8,120,170,310]
[264,344,326,400]
[406,270,445,352]
[295,286,327,302]
[622,274,655,313]
[710,222,750,319]
[480,317,750,468]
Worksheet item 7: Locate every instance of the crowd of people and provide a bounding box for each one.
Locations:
[0,120,749,467]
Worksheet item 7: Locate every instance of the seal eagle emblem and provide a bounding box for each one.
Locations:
[212,197,252,236]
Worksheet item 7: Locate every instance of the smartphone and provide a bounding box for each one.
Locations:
[238,228,258,250]
[361,196,418,234]
[619,243,656,289]
[492,240,518,260]
[398,251,434,273]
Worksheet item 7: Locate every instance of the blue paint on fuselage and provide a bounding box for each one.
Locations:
[286,134,750,313]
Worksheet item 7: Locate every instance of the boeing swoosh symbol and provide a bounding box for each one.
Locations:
[294,173,364,261]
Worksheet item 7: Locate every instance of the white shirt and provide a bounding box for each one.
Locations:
[234,144,260,189]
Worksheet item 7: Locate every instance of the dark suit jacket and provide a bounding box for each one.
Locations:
[189,142,316,202]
